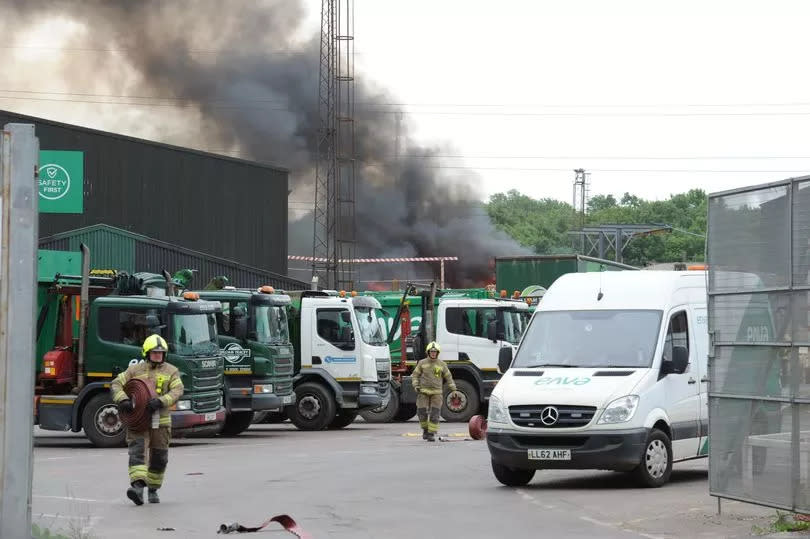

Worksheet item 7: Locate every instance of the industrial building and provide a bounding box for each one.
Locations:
[0,109,293,280]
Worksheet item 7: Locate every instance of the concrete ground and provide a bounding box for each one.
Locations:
[32,421,785,539]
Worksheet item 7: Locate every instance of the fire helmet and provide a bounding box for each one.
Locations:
[425,341,441,356]
[142,334,169,359]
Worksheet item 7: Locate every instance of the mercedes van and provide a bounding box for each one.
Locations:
[487,271,709,488]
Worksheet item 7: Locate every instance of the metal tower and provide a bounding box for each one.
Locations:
[313,0,356,289]
[572,168,590,252]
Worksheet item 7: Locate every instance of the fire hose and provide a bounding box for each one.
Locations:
[218,515,311,538]
[119,378,158,432]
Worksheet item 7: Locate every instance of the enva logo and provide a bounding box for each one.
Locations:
[222,343,252,364]
[535,376,591,386]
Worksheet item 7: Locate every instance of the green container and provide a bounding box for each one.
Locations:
[495,255,637,293]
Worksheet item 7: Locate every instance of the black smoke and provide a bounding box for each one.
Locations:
[3,0,528,286]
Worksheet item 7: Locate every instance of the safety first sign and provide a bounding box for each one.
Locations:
[38,150,83,214]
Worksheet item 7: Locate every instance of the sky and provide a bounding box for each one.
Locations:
[2,0,810,207]
[324,0,810,203]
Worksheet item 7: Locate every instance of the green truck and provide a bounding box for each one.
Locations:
[196,285,296,435]
[495,255,637,295]
[35,246,226,447]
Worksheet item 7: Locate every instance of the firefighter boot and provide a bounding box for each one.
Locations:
[425,432,436,442]
[148,488,160,504]
[422,428,429,440]
[127,480,145,506]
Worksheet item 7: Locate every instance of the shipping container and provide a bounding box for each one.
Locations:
[495,254,637,293]
[0,109,290,275]
[39,224,309,291]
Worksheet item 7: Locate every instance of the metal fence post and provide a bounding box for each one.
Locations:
[0,123,39,539]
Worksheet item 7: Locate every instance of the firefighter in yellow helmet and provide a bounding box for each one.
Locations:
[412,341,456,441]
[110,334,184,505]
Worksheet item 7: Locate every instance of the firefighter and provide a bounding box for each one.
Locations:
[111,334,184,506]
[412,341,456,442]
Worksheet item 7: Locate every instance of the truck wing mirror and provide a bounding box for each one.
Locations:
[498,347,513,374]
[487,320,498,343]
[234,316,248,340]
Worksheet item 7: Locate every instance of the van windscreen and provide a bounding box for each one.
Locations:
[513,310,663,369]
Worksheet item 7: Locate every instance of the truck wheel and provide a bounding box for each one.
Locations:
[329,409,359,429]
[82,393,126,448]
[360,384,399,423]
[633,429,672,488]
[394,403,417,422]
[220,411,254,436]
[441,379,479,423]
[491,460,535,487]
[288,382,336,431]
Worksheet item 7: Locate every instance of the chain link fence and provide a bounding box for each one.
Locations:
[708,176,810,511]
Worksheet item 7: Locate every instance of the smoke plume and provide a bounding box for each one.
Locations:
[2,0,528,286]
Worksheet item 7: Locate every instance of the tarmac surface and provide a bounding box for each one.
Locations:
[32,421,782,538]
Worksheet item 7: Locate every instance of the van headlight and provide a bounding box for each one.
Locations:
[488,394,509,424]
[176,400,192,411]
[598,395,639,424]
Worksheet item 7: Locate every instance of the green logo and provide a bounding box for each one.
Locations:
[38,151,83,214]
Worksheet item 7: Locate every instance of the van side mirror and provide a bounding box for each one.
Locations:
[498,347,513,374]
[662,346,689,375]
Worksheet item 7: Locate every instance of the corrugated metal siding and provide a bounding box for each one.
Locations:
[39,224,308,291]
[0,109,289,275]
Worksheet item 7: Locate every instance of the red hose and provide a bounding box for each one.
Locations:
[468,415,488,440]
[120,378,158,432]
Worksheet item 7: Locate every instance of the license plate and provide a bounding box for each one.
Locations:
[282,395,293,404]
[528,449,571,460]
[204,412,217,422]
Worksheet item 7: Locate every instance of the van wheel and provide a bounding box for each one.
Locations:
[633,429,672,488]
[442,380,479,423]
[491,460,535,487]
[82,394,126,448]
[220,411,254,436]
[288,382,336,431]
[360,384,399,423]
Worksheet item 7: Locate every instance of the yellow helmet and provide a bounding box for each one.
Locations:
[142,334,169,358]
[425,341,441,355]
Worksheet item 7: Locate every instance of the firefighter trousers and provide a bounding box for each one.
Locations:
[416,393,442,434]
[126,426,171,489]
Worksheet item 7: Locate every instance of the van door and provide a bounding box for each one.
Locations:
[660,309,701,460]
[692,306,710,457]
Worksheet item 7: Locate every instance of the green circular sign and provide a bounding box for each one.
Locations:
[39,163,71,201]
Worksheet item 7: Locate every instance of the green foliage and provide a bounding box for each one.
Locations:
[752,511,810,534]
[486,189,707,267]
[32,523,71,539]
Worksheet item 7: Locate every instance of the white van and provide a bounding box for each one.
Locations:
[487,270,708,488]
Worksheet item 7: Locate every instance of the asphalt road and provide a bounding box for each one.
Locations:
[32,421,778,539]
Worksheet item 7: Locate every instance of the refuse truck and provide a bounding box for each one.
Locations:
[35,246,226,447]
[362,285,529,423]
[281,290,391,430]
[195,285,296,435]
[495,254,637,293]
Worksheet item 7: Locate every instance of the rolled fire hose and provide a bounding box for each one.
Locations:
[468,414,488,440]
[120,378,158,432]
[218,514,311,538]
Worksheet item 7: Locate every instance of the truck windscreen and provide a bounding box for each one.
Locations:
[254,305,290,344]
[355,307,387,346]
[502,310,526,345]
[513,310,663,368]
[170,313,219,356]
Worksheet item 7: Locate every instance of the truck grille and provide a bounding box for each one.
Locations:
[272,379,293,396]
[274,356,293,377]
[193,370,223,392]
[377,369,390,382]
[509,405,597,428]
[193,393,220,413]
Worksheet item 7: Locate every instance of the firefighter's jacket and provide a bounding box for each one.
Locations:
[111,361,184,427]
[412,358,457,395]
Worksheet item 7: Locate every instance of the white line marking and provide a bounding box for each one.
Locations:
[33,495,103,503]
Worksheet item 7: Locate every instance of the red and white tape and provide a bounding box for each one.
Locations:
[288,256,458,264]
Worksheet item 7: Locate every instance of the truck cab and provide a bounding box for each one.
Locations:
[487,271,710,488]
[196,286,296,435]
[287,291,390,430]
[37,290,226,447]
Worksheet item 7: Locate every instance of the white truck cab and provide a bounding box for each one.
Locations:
[487,271,708,488]
[290,292,391,430]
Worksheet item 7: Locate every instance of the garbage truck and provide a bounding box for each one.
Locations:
[362,285,529,423]
[282,290,391,430]
[35,246,226,447]
[195,285,296,435]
